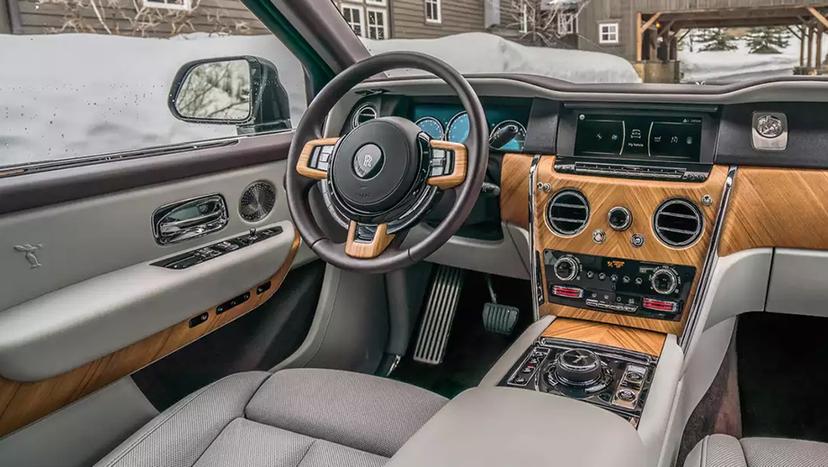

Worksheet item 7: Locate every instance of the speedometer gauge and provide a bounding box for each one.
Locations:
[446,112,470,143]
[489,120,526,152]
[415,117,444,139]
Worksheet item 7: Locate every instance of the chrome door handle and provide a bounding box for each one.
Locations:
[153,194,229,245]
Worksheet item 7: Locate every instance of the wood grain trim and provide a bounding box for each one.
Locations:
[0,232,301,437]
[534,157,729,335]
[542,318,666,357]
[719,167,828,256]
[500,153,532,229]
[296,138,338,180]
[345,221,394,259]
[427,140,467,189]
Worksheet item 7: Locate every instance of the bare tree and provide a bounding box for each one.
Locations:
[502,0,591,48]
[38,0,251,37]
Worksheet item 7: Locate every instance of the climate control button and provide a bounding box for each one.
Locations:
[553,255,580,281]
[651,267,679,295]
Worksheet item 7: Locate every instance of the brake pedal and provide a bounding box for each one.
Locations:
[413,266,465,365]
[482,274,518,335]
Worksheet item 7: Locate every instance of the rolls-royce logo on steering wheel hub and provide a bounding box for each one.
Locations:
[352,143,384,179]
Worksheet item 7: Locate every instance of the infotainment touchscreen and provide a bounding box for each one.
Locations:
[574,113,702,161]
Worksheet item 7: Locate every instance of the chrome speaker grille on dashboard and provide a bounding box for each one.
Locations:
[239,180,276,223]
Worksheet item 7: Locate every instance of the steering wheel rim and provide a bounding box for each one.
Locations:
[286,52,487,274]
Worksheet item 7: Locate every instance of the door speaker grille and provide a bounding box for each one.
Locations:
[239,180,276,223]
[653,199,703,247]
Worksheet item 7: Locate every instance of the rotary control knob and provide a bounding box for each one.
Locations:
[608,206,632,231]
[651,267,679,295]
[553,255,580,281]
[554,348,603,386]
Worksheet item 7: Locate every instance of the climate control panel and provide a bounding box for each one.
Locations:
[543,250,695,321]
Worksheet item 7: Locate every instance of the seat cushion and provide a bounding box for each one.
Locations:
[685,434,828,467]
[95,369,447,467]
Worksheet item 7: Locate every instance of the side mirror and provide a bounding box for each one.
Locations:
[169,56,291,134]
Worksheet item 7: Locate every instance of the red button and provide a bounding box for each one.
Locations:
[642,297,678,313]
[552,285,584,299]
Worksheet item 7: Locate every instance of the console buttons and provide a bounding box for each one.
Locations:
[189,312,209,328]
[642,297,678,313]
[622,275,631,284]
[598,272,606,281]
[586,271,595,279]
[592,229,606,244]
[631,233,645,248]
[216,292,251,315]
[551,285,585,299]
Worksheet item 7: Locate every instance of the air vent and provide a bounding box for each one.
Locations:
[653,199,703,247]
[546,190,590,236]
[239,181,276,223]
[352,104,377,127]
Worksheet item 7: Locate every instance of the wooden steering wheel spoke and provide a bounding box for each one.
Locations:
[426,140,468,189]
[345,221,395,259]
[296,137,339,180]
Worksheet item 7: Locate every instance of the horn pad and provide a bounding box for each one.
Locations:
[330,117,424,214]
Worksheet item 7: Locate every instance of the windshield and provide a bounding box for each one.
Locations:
[343,1,826,85]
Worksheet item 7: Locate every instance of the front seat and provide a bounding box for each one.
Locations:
[685,434,828,467]
[95,369,447,467]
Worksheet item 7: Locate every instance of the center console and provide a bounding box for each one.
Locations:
[500,336,657,427]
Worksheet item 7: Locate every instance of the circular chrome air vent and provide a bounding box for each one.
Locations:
[653,199,703,247]
[352,104,377,128]
[546,190,590,236]
[239,180,276,223]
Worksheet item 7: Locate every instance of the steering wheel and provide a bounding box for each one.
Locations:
[286,52,487,274]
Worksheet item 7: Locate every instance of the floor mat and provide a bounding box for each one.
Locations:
[392,272,532,399]
[737,312,828,442]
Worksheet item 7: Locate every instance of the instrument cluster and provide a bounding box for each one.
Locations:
[415,111,527,152]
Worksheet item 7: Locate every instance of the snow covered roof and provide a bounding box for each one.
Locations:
[362,32,641,84]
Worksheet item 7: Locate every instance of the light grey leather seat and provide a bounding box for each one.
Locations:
[685,434,828,467]
[95,369,447,467]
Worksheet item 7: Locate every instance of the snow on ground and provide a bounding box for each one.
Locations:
[362,32,641,84]
[679,39,803,83]
[0,33,307,167]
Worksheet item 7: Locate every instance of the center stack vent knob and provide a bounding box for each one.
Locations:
[554,349,603,386]
[553,255,580,281]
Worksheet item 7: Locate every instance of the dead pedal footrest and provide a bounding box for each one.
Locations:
[412,265,465,365]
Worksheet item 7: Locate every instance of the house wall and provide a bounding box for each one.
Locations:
[14,0,268,36]
[391,0,485,39]
[580,0,828,61]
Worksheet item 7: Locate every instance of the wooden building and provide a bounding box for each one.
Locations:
[1,0,268,36]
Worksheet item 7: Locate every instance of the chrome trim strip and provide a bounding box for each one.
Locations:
[529,154,542,321]
[678,166,738,349]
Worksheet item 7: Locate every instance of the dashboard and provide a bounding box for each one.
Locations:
[333,75,828,343]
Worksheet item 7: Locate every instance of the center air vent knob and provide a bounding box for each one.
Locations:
[553,255,580,281]
[651,267,679,295]
[554,349,603,386]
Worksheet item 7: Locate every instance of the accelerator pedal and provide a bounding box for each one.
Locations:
[412,266,466,365]
[482,274,519,335]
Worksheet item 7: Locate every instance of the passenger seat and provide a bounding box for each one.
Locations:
[685,434,828,467]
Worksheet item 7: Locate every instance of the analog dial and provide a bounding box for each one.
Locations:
[446,111,470,143]
[415,116,444,140]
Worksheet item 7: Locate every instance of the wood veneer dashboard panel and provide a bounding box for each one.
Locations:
[542,318,666,357]
[500,153,532,229]
[0,232,301,437]
[534,157,729,335]
[720,167,828,256]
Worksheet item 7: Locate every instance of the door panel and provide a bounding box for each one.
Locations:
[0,156,313,435]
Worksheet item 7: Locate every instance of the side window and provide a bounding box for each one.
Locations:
[0,0,307,170]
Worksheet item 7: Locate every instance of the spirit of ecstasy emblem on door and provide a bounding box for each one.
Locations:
[13,243,44,268]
